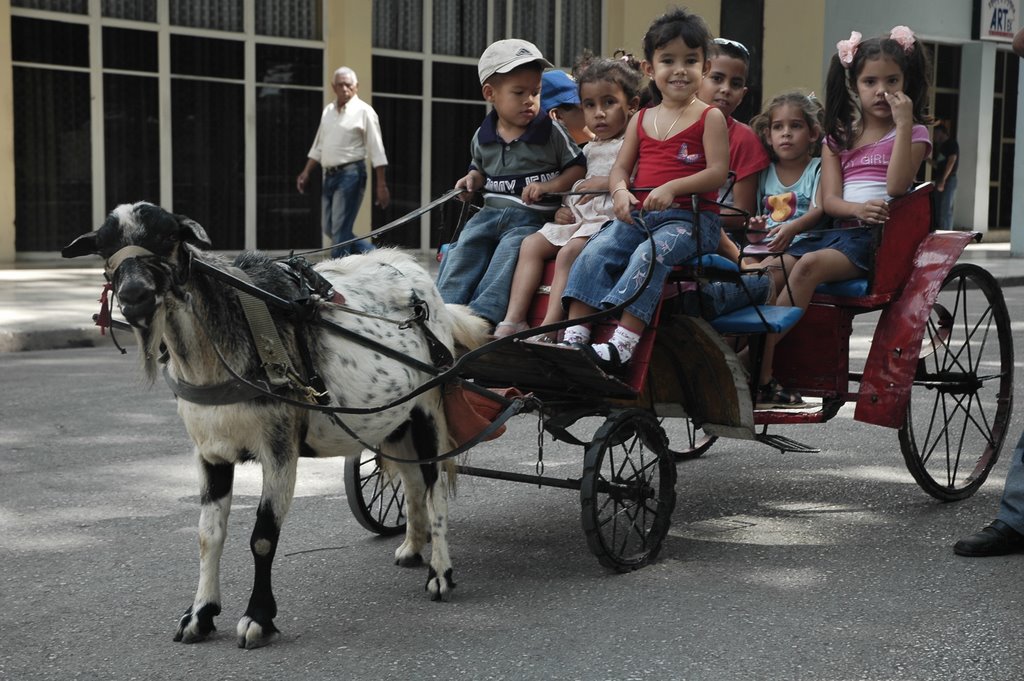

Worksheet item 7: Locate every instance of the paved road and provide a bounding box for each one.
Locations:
[2,288,1023,680]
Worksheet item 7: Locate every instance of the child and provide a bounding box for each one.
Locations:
[744,91,826,268]
[541,69,593,145]
[755,26,933,408]
[494,58,642,340]
[436,39,587,328]
[698,37,770,262]
[558,8,729,370]
[743,91,826,407]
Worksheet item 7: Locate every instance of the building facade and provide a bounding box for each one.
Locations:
[0,0,1018,262]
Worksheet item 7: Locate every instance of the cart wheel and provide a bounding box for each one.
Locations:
[344,451,407,535]
[665,417,718,462]
[899,263,1015,501]
[581,409,677,572]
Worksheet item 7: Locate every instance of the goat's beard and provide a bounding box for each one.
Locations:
[134,307,167,384]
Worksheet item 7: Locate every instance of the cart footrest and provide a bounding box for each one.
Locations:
[709,305,804,334]
[755,431,821,453]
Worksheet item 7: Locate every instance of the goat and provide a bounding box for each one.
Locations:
[62,202,490,648]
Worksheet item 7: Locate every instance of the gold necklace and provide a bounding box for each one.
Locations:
[653,97,695,140]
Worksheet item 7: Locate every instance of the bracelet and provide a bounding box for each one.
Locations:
[612,187,630,197]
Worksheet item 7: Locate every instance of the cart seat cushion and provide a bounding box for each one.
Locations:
[681,254,740,272]
[709,304,804,334]
[815,278,869,298]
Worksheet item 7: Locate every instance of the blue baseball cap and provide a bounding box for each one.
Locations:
[541,70,580,112]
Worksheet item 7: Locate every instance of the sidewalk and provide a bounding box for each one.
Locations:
[1,238,1020,352]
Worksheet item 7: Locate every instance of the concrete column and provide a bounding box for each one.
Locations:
[0,0,15,264]
[1013,63,1024,257]
[956,41,996,234]
[324,0,374,243]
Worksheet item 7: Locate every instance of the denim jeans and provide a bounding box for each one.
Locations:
[436,203,547,324]
[996,429,1024,534]
[322,162,373,258]
[681,273,772,319]
[562,208,721,325]
[935,174,957,229]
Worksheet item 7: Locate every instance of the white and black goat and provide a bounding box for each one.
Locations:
[63,202,489,648]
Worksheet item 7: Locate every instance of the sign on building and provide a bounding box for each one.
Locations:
[974,0,1017,42]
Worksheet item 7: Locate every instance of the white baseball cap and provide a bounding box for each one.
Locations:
[478,39,553,85]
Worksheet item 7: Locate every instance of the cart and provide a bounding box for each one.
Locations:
[345,183,1015,571]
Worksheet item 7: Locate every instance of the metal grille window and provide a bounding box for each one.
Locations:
[256,0,321,40]
[10,1,326,253]
[101,0,155,21]
[372,0,603,250]
[432,0,487,57]
[12,0,86,13]
[169,0,243,32]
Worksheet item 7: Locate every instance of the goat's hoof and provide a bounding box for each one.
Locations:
[173,603,219,643]
[395,551,424,568]
[236,615,280,649]
[426,566,455,602]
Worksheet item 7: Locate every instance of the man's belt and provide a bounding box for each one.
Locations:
[323,160,361,176]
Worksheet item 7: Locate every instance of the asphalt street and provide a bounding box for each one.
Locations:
[2,282,1023,681]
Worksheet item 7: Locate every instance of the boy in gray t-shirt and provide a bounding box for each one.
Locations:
[436,39,585,327]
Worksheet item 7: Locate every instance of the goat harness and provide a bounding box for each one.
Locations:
[101,245,456,409]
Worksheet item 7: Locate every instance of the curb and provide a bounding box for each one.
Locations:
[0,327,104,353]
[2,271,1019,354]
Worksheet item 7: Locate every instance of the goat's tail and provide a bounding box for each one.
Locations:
[445,304,491,353]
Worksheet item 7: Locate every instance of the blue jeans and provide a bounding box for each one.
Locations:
[436,204,547,324]
[996,429,1024,534]
[935,174,957,229]
[562,209,721,325]
[322,163,373,258]
[681,273,772,319]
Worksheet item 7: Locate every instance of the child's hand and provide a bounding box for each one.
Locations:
[884,91,914,128]
[854,199,890,224]
[746,215,768,244]
[766,224,798,252]
[521,182,548,205]
[454,172,480,201]
[612,189,637,223]
[554,206,574,224]
[643,185,675,213]
[575,177,606,205]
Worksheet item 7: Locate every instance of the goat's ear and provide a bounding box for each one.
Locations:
[62,231,99,259]
[176,215,212,250]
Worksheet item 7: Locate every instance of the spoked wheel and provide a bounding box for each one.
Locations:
[899,263,1014,501]
[344,450,407,535]
[581,409,677,572]
[665,417,718,462]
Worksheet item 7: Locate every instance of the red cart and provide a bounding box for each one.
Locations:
[346,184,1014,570]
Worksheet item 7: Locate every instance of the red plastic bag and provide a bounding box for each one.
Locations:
[444,384,524,446]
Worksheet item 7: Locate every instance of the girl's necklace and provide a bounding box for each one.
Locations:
[653,97,695,140]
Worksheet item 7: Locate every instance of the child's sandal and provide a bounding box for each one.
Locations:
[756,377,805,409]
[492,321,529,338]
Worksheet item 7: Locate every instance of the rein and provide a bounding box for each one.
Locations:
[99,190,727,464]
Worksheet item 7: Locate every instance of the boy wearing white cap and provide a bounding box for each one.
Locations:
[436,39,586,328]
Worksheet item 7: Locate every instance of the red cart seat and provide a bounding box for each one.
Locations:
[810,184,933,308]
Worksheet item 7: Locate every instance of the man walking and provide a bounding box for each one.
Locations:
[297,67,390,257]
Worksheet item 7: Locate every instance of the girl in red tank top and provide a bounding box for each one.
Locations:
[559,8,729,370]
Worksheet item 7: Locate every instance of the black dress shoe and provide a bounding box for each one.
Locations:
[573,342,625,375]
[953,520,1024,557]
